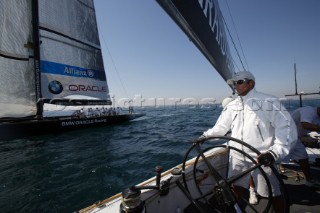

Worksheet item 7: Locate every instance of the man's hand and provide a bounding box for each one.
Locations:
[194,135,207,143]
[257,152,275,166]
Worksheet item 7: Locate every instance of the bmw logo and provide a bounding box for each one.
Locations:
[48,80,63,94]
[87,70,94,77]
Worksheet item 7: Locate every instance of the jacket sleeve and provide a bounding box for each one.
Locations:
[203,108,233,138]
[267,101,297,162]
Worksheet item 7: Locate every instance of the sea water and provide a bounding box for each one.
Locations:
[0,99,318,212]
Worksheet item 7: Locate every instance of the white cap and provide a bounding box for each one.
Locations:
[222,96,235,108]
[227,71,255,85]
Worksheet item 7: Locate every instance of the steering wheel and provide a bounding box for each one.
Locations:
[181,135,288,213]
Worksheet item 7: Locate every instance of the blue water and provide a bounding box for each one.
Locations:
[0,99,318,212]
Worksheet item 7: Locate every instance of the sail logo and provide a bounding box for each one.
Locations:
[64,66,94,78]
[40,61,107,81]
[197,0,234,71]
[69,84,106,92]
[87,70,94,77]
[48,80,63,94]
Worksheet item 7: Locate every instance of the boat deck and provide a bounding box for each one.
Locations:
[78,148,320,213]
[183,162,320,213]
[281,162,320,213]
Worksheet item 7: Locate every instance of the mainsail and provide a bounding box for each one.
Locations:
[38,0,111,105]
[0,0,111,119]
[156,0,234,81]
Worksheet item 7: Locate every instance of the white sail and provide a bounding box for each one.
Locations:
[0,0,112,120]
[38,0,111,103]
[0,0,37,118]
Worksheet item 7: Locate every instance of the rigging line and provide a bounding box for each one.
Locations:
[0,52,30,61]
[230,57,241,72]
[98,27,129,99]
[221,1,248,72]
[39,26,101,50]
[225,0,249,71]
[221,15,245,72]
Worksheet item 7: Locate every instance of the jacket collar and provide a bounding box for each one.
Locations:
[237,88,257,103]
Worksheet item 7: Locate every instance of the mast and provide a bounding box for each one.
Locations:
[294,63,302,106]
[31,0,43,118]
[294,63,298,95]
[285,63,320,107]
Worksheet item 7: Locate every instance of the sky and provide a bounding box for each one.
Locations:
[94,0,320,106]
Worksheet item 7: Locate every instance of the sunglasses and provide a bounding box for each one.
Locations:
[233,79,249,85]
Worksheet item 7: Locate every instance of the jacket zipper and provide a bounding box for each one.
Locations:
[257,124,264,141]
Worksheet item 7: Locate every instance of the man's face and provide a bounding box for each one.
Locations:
[233,79,254,96]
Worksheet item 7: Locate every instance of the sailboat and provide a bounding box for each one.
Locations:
[78,0,287,213]
[78,1,320,213]
[0,0,145,140]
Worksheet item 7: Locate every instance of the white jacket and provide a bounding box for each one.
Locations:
[203,89,297,162]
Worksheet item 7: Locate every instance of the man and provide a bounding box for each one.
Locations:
[199,71,297,212]
[221,96,259,205]
[283,106,320,187]
[292,106,320,137]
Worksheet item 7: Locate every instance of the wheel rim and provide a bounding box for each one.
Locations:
[181,135,289,213]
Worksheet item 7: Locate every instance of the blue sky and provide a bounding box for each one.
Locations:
[94,0,320,105]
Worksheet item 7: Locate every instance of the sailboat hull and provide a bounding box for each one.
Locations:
[0,113,145,140]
